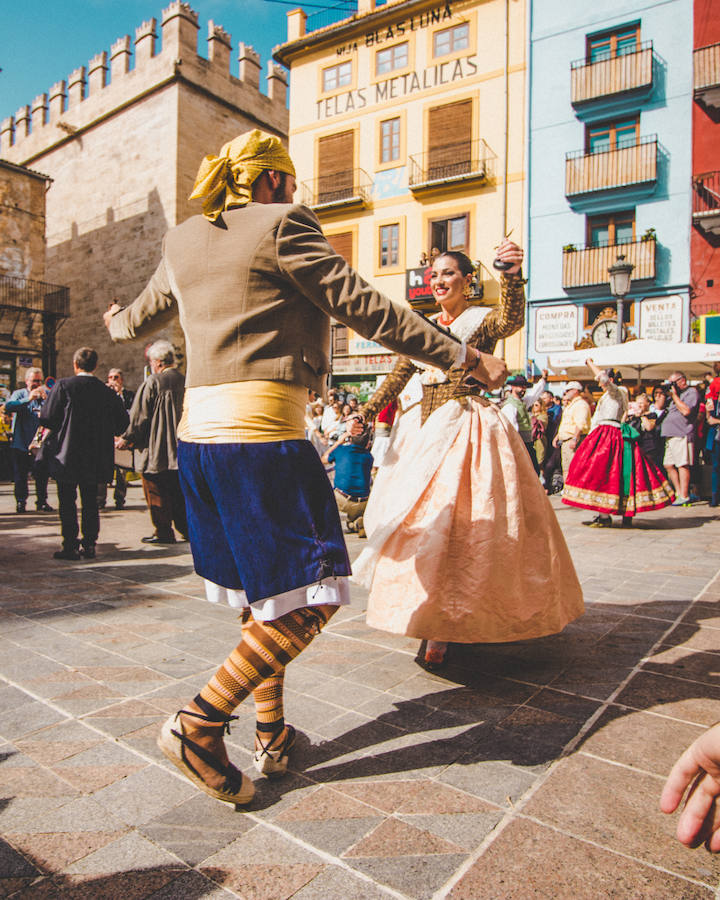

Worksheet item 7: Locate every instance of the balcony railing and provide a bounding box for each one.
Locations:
[693,171,720,235]
[565,135,657,197]
[301,168,372,211]
[0,274,70,318]
[562,238,656,289]
[694,41,720,108]
[571,42,653,105]
[409,138,493,192]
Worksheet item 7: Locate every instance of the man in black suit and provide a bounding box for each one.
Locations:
[40,347,129,560]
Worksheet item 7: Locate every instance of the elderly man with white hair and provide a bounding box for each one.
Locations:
[116,340,187,543]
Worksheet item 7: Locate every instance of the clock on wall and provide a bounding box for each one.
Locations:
[591,317,627,346]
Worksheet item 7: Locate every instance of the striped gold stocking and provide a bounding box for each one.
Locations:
[196,603,337,719]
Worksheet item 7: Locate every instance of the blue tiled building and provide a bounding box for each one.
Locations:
[527,0,693,369]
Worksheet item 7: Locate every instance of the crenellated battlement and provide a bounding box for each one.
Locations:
[0,2,288,159]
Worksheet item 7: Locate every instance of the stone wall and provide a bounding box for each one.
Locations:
[0,1,289,386]
[0,162,48,282]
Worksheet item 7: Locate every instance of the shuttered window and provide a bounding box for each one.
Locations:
[326,231,353,264]
[317,131,354,203]
[427,100,472,181]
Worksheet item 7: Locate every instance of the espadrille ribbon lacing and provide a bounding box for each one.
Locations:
[157,709,255,807]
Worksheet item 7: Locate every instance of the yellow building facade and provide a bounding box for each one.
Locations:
[275,0,527,396]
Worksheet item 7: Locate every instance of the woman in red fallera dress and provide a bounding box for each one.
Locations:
[562,359,674,527]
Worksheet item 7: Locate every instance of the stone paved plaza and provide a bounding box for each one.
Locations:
[2,480,720,898]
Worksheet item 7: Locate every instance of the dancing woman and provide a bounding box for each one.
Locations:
[354,243,584,667]
[562,359,674,527]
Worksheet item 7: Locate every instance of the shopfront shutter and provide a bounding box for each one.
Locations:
[427,100,472,180]
[317,131,354,203]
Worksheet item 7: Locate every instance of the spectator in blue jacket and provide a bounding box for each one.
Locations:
[322,415,373,538]
[5,367,52,513]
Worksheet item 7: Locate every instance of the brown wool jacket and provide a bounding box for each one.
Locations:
[108,203,463,394]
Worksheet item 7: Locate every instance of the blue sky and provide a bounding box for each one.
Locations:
[0,0,314,118]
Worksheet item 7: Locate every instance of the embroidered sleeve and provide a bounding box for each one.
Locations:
[361,357,418,421]
[470,273,526,350]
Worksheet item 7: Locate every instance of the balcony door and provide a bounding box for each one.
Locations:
[586,117,638,153]
[427,99,472,181]
[317,131,354,203]
[588,211,634,247]
[587,25,639,62]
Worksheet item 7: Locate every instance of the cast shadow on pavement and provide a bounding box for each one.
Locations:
[249,596,716,802]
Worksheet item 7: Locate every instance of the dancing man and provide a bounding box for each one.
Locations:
[104,129,508,807]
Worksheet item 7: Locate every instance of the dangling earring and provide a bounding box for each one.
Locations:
[463,281,472,299]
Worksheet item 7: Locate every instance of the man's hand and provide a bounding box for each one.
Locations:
[661,723,720,851]
[541,369,549,380]
[464,349,508,391]
[115,437,130,450]
[28,387,47,401]
[347,415,365,437]
[552,436,560,448]
[568,438,577,450]
[103,302,123,332]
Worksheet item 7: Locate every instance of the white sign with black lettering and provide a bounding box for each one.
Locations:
[640,296,683,342]
[535,305,578,353]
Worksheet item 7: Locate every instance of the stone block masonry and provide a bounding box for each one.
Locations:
[0,1,289,386]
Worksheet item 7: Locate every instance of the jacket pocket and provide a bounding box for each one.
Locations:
[302,346,329,376]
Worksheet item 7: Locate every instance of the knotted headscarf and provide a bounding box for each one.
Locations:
[189,130,296,221]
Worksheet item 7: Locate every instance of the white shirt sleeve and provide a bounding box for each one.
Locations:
[523,377,546,409]
[500,403,519,431]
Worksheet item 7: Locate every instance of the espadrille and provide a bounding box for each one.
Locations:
[254,724,296,777]
[157,710,255,807]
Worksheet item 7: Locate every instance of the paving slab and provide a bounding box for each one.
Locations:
[3,484,720,897]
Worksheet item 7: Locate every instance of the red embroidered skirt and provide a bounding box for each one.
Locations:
[562,424,674,516]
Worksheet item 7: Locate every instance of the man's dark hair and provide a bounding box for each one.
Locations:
[73,347,98,372]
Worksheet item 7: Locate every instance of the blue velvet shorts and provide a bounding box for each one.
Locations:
[178,440,351,604]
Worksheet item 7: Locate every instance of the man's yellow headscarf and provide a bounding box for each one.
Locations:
[190,130,296,222]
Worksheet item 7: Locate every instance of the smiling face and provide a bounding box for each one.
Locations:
[430,255,472,313]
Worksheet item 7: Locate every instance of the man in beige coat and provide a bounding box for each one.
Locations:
[104,130,507,809]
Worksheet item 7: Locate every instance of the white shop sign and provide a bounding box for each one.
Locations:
[535,305,578,353]
[640,296,683,342]
[348,331,386,355]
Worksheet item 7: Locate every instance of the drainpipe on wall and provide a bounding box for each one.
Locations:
[496,0,510,362]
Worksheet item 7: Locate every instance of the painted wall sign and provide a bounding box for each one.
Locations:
[332,354,395,374]
[534,304,579,353]
[639,295,683,342]
[317,54,478,119]
[335,4,453,55]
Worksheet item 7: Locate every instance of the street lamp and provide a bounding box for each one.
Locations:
[608,254,634,345]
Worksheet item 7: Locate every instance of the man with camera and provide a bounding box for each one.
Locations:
[660,371,699,506]
[5,367,52,513]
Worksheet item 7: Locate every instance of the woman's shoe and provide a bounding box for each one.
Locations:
[586,515,612,528]
[254,724,296,777]
[424,641,448,667]
[157,710,255,807]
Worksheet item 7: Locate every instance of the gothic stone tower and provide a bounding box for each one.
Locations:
[0,2,289,383]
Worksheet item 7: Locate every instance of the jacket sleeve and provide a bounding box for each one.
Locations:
[361,357,418,421]
[38,382,66,431]
[108,239,177,342]
[112,391,131,437]
[276,205,463,372]
[471,273,527,349]
[122,380,153,448]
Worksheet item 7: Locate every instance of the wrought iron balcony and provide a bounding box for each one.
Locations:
[301,168,372,212]
[571,42,653,106]
[694,41,720,108]
[0,274,70,318]
[562,238,656,290]
[565,135,657,197]
[409,139,493,193]
[693,171,720,235]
